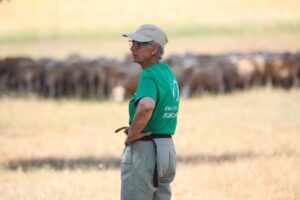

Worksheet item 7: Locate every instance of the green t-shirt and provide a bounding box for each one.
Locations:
[128,62,180,135]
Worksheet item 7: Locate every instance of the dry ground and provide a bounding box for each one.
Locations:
[1,0,300,59]
[1,0,300,32]
[1,33,300,60]
[0,88,300,200]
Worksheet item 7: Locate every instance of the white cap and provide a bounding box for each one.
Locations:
[122,24,168,47]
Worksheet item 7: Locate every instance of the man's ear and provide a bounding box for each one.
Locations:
[152,43,160,54]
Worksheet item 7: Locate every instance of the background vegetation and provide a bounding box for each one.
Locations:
[0,0,300,58]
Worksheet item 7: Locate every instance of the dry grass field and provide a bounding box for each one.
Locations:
[1,33,300,60]
[1,0,300,32]
[1,0,300,58]
[0,88,300,200]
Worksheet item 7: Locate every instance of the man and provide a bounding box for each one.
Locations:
[117,24,180,200]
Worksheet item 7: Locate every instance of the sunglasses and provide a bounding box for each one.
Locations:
[128,40,153,49]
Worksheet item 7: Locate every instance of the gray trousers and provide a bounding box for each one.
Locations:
[121,138,176,200]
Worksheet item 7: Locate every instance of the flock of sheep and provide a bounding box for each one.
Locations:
[0,50,299,101]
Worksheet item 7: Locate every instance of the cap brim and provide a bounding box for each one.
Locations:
[122,32,152,42]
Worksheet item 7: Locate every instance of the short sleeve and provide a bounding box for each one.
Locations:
[134,72,157,106]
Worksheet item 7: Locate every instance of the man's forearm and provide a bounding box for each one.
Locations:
[126,97,155,142]
[128,107,152,139]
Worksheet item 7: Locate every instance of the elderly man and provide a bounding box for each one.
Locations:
[116,24,180,200]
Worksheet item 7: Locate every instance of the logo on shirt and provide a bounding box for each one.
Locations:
[172,79,179,101]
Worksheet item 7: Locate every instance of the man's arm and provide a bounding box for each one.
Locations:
[125,97,155,145]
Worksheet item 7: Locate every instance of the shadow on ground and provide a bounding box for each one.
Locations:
[3,152,261,171]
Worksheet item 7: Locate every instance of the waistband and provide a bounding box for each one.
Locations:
[138,134,172,141]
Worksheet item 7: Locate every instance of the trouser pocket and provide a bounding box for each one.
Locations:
[121,146,132,174]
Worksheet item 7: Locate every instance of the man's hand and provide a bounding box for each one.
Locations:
[124,129,152,146]
[124,127,129,135]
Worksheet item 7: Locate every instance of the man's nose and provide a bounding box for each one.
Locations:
[130,45,135,52]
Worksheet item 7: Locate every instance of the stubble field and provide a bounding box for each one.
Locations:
[0,88,300,200]
[1,0,300,58]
